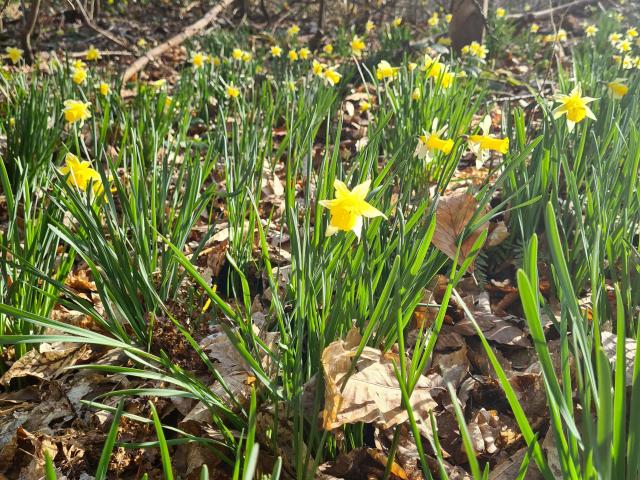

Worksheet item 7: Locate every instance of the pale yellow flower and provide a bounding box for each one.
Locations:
[530,23,540,33]
[609,32,622,44]
[366,20,375,32]
[288,25,300,36]
[319,179,385,239]
[445,14,452,23]
[415,118,454,164]
[71,67,87,85]
[428,13,438,27]
[312,59,325,76]
[411,87,421,101]
[496,7,506,18]
[98,82,110,96]
[323,43,334,54]
[5,47,23,64]
[627,27,638,39]
[232,48,243,60]
[288,49,299,62]
[271,45,282,57]
[375,60,398,80]
[607,79,629,99]
[191,52,206,68]
[585,25,598,37]
[323,67,341,86]
[468,115,509,167]
[392,17,402,27]
[552,83,597,132]
[226,83,240,98]
[299,47,311,60]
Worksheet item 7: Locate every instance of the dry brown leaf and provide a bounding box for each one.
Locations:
[321,328,437,435]
[489,446,545,480]
[432,192,488,270]
[0,343,92,387]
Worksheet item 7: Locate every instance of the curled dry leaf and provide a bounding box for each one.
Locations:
[321,328,437,436]
[432,191,488,270]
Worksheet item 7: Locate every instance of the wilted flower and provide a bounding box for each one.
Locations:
[468,115,509,167]
[63,99,91,124]
[86,46,101,61]
[607,79,629,99]
[415,119,454,164]
[59,152,103,195]
[552,83,597,132]
[319,179,386,239]
[5,47,23,64]
[351,35,365,57]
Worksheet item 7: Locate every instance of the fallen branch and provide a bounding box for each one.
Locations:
[121,0,233,86]
[73,0,129,49]
[507,0,598,20]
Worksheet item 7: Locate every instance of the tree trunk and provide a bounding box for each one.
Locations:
[21,0,43,64]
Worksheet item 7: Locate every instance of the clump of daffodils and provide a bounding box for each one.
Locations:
[468,115,509,168]
[415,119,454,165]
[552,83,597,132]
[461,41,488,59]
[319,179,385,239]
[63,99,91,125]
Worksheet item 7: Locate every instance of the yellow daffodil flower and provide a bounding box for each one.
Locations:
[468,115,509,167]
[607,79,629,99]
[232,48,243,60]
[616,39,632,52]
[351,35,365,57]
[226,84,240,98]
[392,17,402,27]
[530,23,540,33]
[627,27,638,39]
[609,32,622,44]
[98,82,110,95]
[415,118,454,164]
[241,51,252,62]
[71,67,87,85]
[312,59,325,76]
[271,45,282,57]
[585,25,598,37]
[411,87,421,100]
[323,67,341,86]
[366,20,375,32]
[319,179,385,239]
[191,52,205,68]
[137,38,147,48]
[445,14,452,23]
[59,153,103,194]
[299,47,311,60]
[73,59,86,70]
[552,83,597,132]
[288,49,299,62]
[86,46,101,61]
[288,25,300,36]
[375,60,398,80]
[428,13,438,27]
[323,43,334,54]
[63,99,91,124]
[359,100,371,112]
[5,47,23,64]
[461,41,488,59]
[496,7,506,18]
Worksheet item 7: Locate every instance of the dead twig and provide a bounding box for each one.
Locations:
[73,0,129,49]
[121,0,233,86]
[507,0,598,21]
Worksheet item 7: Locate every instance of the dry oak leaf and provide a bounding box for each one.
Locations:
[432,191,488,270]
[321,328,437,435]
